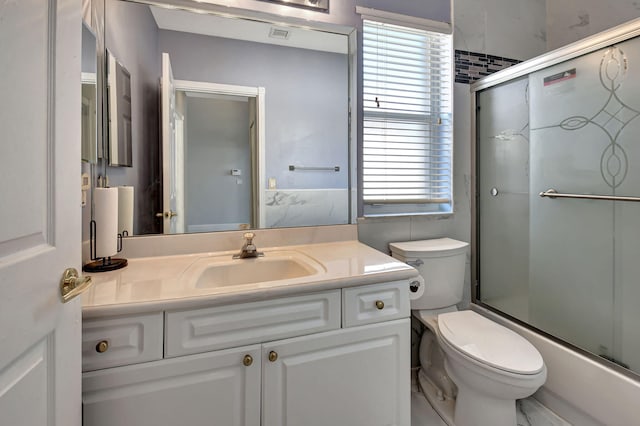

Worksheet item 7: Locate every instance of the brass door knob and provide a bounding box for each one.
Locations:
[268,351,278,362]
[375,300,385,310]
[243,354,253,366]
[60,268,93,303]
[156,211,178,218]
[96,340,109,353]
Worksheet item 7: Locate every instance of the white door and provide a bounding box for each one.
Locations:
[0,1,82,426]
[161,52,181,234]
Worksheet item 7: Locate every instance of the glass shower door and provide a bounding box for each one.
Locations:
[477,77,531,320]
[528,49,616,361]
[478,35,640,373]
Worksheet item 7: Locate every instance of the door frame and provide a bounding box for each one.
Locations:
[174,79,266,228]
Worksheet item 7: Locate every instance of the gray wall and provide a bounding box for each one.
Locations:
[82,23,97,74]
[158,30,349,190]
[104,0,161,234]
[185,96,252,227]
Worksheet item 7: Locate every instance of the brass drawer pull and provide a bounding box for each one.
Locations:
[375,300,385,310]
[96,340,109,353]
[268,351,278,362]
[243,354,253,366]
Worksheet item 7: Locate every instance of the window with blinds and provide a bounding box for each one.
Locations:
[362,20,453,216]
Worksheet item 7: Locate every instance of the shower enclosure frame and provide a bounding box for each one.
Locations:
[469,17,640,380]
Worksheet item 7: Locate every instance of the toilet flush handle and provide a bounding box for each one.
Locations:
[406,259,423,268]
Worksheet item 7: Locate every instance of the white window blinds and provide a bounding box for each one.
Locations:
[362,20,453,214]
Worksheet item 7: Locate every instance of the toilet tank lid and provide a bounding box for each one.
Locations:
[389,238,468,258]
[438,311,544,375]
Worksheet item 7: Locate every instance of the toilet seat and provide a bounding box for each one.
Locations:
[437,311,544,375]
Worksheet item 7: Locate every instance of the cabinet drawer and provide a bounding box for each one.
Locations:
[165,290,341,358]
[82,313,163,372]
[342,281,410,327]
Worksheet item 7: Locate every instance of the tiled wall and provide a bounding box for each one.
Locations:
[547,1,640,51]
[454,50,521,84]
[264,189,349,228]
[453,0,546,61]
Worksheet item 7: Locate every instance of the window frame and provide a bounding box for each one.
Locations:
[358,13,454,218]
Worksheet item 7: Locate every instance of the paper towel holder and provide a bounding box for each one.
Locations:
[83,220,128,272]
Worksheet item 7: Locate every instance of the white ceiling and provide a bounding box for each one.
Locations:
[150,5,348,54]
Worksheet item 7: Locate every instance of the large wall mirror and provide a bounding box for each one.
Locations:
[100,0,355,235]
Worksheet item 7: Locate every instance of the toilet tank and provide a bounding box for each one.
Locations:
[389,238,469,310]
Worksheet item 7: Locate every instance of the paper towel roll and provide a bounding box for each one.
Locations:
[118,186,134,236]
[94,187,119,258]
[408,275,426,301]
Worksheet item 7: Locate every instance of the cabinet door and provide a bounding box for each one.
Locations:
[83,345,261,426]
[262,319,410,426]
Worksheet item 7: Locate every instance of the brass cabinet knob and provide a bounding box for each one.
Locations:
[243,354,253,366]
[375,300,385,310]
[96,340,109,353]
[268,351,278,362]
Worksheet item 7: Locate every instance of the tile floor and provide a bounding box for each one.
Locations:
[411,388,572,426]
[411,386,447,426]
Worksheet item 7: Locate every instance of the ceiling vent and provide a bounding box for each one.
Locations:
[269,27,291,40]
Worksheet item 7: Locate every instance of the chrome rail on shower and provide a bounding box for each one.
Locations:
[539,188,640,202]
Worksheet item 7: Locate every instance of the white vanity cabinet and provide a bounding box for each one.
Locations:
[83,344,262,426]
[262,319,409,426]
[82,281,411,426]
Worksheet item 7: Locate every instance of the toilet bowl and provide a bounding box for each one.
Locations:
[438,310,546,426]
[389,238,547,426]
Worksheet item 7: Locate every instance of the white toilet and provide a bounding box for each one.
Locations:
[389,238,547,426]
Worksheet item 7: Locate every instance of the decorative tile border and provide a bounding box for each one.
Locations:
[455,50,521,84]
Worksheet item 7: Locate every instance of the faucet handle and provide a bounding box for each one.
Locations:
[243,232,255,241]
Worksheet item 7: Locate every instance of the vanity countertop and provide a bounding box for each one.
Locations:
[82,240,418,318]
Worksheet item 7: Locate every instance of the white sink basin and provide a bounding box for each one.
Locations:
[182,250,325,289]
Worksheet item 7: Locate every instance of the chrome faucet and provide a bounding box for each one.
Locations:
[233,232,264,259]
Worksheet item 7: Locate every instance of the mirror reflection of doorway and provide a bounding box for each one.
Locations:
[161,53,265,234]
[182,92,255,233]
